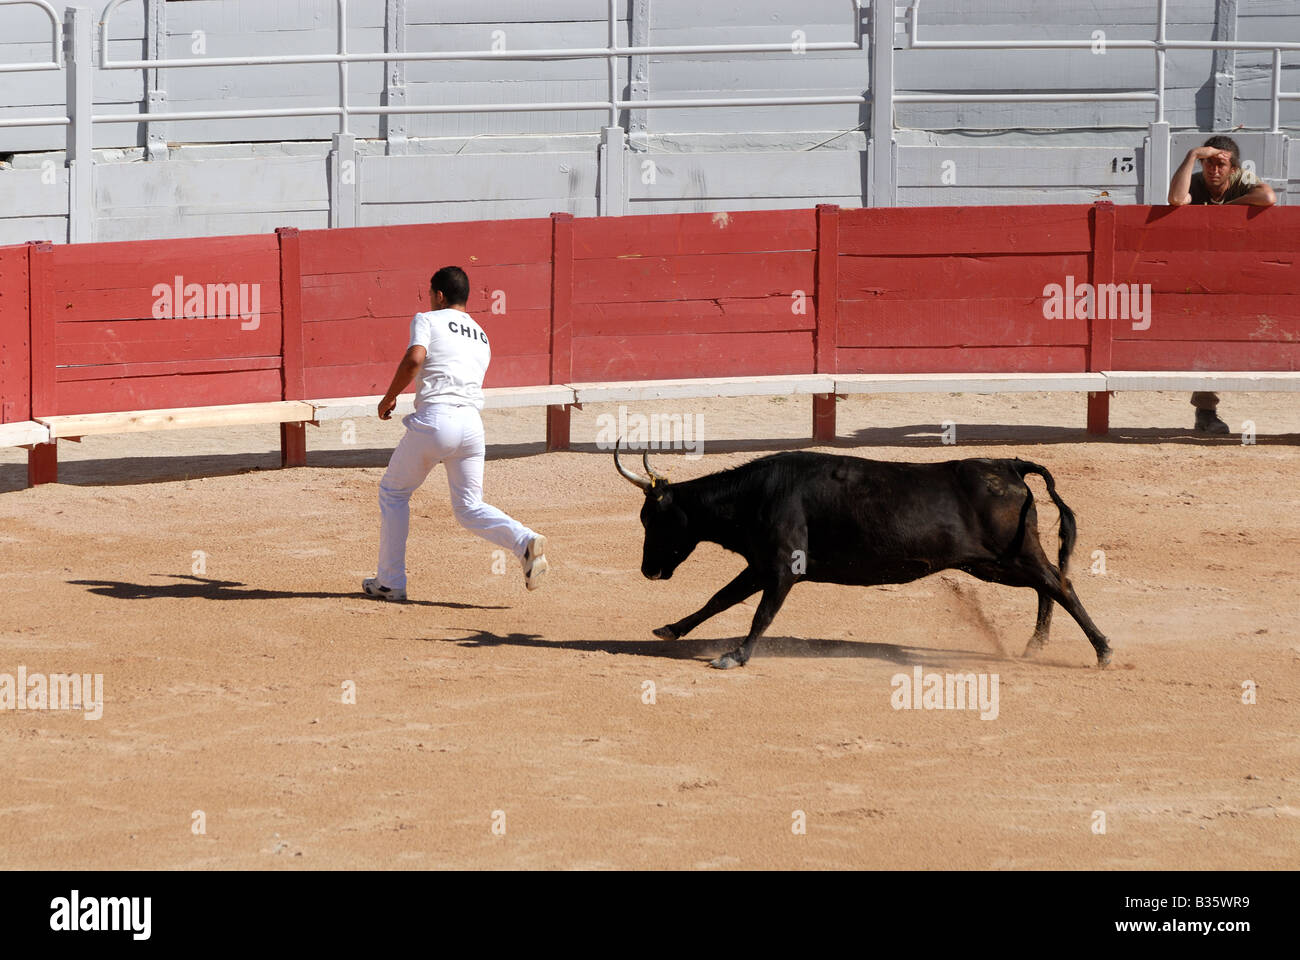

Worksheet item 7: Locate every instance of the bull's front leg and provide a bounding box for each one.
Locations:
[654,567,759,640]
[710,574,794,670]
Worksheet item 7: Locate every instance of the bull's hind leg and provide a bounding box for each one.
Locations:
[711,576,794,669]
[1022,591,1053,659]
[1037,575,1112,667]
[964,560,1111,667]
[654,567,759,641]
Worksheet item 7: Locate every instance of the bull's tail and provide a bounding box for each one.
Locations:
[1013,460,1077,579]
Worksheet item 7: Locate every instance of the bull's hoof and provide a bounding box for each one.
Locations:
[1096,648,1113,669]
[653,625,679,641]
[1022,639,1046,659]
[709,652,744,670]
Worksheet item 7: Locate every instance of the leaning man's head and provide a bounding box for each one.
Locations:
[1201,135,1241,190]
[431,265,469,308]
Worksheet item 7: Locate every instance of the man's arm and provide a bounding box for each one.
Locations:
[378,344,426,419]
[1168,147,1220,205]
[1227,181,1276,206]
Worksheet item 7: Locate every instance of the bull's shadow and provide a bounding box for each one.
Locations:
[437,628,1008,668]
[70,574,505,610]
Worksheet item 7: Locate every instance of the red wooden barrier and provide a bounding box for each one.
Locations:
[813,204,839,441]
[7,203,1298,488]
[0,244,30,427]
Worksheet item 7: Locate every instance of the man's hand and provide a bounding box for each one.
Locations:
[378,344,426,421]
[1191,146,1231,163]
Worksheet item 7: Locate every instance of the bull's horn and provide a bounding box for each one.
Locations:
[642,450,668,483]
[614,438,652,490]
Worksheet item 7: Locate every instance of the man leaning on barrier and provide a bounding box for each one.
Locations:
[1167,135,1277,435]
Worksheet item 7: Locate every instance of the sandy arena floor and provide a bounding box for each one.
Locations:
[1,390,1297,869]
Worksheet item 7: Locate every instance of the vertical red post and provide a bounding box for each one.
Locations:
[1086,201,1115,436]
[547,212,574,452]
[277,227,307,467]
[27,242,57,486]
[813,204,840,442]
[0,245,32,431]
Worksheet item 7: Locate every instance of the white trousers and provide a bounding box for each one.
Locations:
[377,404,535,591]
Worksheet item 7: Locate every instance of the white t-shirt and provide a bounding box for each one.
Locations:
[407,308,490,418]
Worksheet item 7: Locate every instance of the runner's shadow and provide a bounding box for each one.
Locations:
[69,574,505,610]
[436,629,1009,666]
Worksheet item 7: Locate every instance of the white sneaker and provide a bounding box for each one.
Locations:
[522,535,548,591]
[362,577,407,601]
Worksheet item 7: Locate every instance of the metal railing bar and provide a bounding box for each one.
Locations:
[90,94,871,126]
[0,115,71,128]
[0,0,62,70]
[98,42,866,72]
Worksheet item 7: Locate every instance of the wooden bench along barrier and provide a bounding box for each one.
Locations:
[2,204,1296,488]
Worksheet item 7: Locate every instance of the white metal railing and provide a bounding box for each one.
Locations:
[903,0,1299,134]
[0,0,66,129]
[95,0,868,131]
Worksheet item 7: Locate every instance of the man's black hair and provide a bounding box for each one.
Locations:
[431,266,470,306]
[1202,135,1241,168]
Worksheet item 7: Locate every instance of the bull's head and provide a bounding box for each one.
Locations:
[614,439,697,581]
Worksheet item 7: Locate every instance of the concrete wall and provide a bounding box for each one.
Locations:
[0,0,1296,244]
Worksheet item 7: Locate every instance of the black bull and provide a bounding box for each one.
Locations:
[615,445,1113,670]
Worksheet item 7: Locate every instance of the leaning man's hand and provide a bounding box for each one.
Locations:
[378,396,397,420]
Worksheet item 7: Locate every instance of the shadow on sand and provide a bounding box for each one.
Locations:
[69,574,506,610]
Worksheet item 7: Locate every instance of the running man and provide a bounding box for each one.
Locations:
[1167,135,1276,434]
[363,266,548,601]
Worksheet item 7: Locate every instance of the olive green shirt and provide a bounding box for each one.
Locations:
[1188,170,1258,205]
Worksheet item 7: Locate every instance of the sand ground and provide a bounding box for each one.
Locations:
[1,390,1297,869]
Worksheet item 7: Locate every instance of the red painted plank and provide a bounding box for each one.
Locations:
[55,356,282,382]
[1115,204,1300,252]
[572,297,814,337]
[303,310,551,368]
[28,243,56,419]
[55,319,283,366]
[838,299,1088,348]
[1087,202,1117,435]
[838,253,1091,300]
[1110,340,1300,371]
[56,368,282,415]
[298,219,552,276]
[1113,251,1298,295]
[0,245,31,423]
[51,283,283,324]
[574,251,814,304]
[548,214,574,451]
[52,237,279,296]
[573,209,816,259]
[485,354,551,389]
[814,204,839,375]
[303,363,399,400]
[840,205,1092,256]
[571,331,813,381]
[836,346,1088,374]
[301,263,550,322]
[814,204,839,442]
[278,227,305,402]
[1089,202,1116,371]
[1115,294,1300,341]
